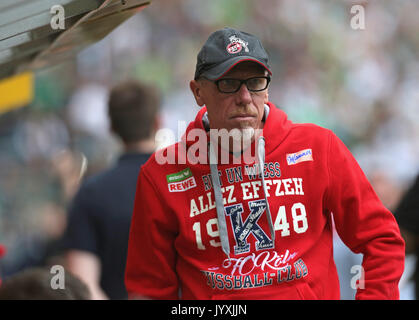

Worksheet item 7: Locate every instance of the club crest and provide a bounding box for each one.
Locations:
[226,35,249,54]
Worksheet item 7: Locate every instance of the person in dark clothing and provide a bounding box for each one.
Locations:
[395,174,419,299]
[60,80,160,299]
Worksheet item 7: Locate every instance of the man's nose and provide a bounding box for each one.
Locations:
[235,83,252,105]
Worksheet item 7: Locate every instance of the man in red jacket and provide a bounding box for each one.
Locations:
[125,27,405,299]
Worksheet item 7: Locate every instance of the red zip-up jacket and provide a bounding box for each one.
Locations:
[125,102,405,300]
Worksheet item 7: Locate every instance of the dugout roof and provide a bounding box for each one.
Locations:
[0,0,150,81]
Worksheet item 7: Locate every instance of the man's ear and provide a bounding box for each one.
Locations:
[189,80,205,107]
[264,90,269,104]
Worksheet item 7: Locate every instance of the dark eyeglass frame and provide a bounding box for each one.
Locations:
[212,76,271,94]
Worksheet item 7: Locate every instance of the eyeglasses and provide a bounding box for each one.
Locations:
[213,76,271,93]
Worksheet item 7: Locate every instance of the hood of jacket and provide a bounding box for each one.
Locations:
[180,101,293,161]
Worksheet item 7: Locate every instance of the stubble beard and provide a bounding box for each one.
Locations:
[229,123,256,153]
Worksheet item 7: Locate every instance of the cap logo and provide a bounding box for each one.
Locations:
[226,35,249,54]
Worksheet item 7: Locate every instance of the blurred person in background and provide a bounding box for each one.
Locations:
[60,80,160,300]
[0,201,69,279]
[0,267,91,300]
[395,174,419,299]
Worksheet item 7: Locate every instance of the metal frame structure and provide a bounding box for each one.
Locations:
[0,0,150,80]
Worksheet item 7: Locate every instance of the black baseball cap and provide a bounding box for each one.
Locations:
[194,27,272,80]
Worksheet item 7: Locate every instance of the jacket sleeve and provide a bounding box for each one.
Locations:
[325,131,405,300]
[125,168,179,299]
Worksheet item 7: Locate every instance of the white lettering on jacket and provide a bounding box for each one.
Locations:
[190,178,304,217]
[209,249,298,276]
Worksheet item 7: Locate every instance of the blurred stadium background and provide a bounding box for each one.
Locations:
[0,0,418,299]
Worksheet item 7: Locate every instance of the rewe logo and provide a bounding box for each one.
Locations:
[225,200,274,255]
[168,176,196,192]
[167,168,197,192]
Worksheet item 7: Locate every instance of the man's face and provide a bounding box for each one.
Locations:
[190,61,269,136]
